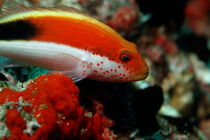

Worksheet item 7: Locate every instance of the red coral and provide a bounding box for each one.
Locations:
[0,74,116,140]
[5,109,27,140]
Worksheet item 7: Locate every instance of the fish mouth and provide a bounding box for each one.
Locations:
[137,71,149,80]
[142,71,149,79]
[133,65,149,81]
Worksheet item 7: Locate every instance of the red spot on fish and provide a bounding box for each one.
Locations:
[111,75,117,78]
[106,78,110,80]
[90,63,93,65]
[118,66,121,68]
[100,68,103,71]
[114,69,117,72]
[97,63,100,66]
[93,70,98,73]
[110,69,113,72]
[123,74,126,77]
[105,71,109,73]
[100,61,104,64]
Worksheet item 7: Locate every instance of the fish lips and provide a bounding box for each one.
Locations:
[134,65,149,81]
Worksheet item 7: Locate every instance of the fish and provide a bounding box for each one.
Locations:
[0,0,149,82]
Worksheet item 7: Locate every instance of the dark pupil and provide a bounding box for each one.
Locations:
[121,55,130,62]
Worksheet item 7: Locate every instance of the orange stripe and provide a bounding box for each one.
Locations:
[27,16,127,62]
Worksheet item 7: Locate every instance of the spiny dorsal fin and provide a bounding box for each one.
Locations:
[51,6,90,17]
[0,0,29,17]
[0,0,90,18]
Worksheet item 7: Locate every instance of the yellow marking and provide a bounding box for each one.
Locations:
[0,9,122,39]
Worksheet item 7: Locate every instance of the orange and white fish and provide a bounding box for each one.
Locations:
[0,0,148,82]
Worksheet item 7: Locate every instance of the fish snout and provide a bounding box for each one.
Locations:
[132,61,149,81]
[138,64,149,80]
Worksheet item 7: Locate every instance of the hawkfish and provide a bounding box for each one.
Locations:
[0,0,148,82]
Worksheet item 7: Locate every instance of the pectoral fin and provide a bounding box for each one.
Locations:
[49,60,92,82]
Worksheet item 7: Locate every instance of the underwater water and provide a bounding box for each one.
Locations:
[0,0,209,140]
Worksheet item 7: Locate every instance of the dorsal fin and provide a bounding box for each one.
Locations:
[51,6,90,17]
[0,0,29,17]
[0,0,90,18]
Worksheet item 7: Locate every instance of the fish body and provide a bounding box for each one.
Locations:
[0,0,148,82]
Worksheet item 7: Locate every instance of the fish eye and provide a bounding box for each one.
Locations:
[120,50,131,62]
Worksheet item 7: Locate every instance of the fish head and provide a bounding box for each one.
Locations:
[87,41,148,82]
[116,41,149,82]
